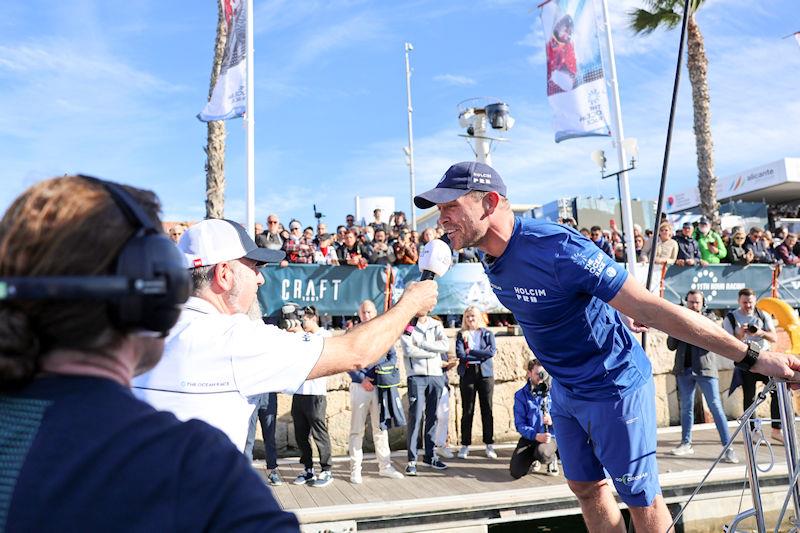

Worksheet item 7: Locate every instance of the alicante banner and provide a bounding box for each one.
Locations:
[198,0,247,122]
[539,0,612,142]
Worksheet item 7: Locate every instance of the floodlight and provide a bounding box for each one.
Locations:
[458,108,475,128]
[591,150,607,170]
[622,137,639,160]
[485,102,513,131]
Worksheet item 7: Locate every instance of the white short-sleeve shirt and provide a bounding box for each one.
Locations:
[132,297,323,451]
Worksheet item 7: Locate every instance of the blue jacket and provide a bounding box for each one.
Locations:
[349,347,396,384]
[455,328,496,378]
[513,381,549,442]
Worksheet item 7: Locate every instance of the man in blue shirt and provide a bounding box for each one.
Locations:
[415,161,800,533]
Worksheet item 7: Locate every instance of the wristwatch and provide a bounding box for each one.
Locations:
[735,341,761,371]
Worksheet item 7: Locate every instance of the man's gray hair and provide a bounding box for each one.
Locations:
[191,265,216,295]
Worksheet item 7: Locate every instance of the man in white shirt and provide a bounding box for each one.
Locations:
[133,219,437,452]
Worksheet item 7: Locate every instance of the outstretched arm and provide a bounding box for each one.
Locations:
[608,276,800,381]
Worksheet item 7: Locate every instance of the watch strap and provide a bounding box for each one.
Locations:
[735,341,760,371]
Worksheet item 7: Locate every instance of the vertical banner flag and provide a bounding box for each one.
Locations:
[198,0,247,122]
[539,0,611,142]
[795,32,800,49]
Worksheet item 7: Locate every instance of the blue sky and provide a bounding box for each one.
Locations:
[1,0,798,228]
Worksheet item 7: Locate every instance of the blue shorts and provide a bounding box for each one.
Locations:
[550,377,661,507]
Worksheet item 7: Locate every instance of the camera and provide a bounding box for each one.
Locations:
[279,303,303,331]
[747,324,758,334]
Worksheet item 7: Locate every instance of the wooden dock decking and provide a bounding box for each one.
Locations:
[255,424,794,532]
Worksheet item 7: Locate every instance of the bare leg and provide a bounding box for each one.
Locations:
[628,495,671,533]
[567,479,625,533]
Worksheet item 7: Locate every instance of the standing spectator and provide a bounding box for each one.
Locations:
[291,306,334,487]
[367,228,395,265]
[579,227,591,238]
[401,312,449,474]
[370,208,389,234]
[337,229,369,268]
[455,306,497,459]
[590,225,614,258]
[731,227,772,263]
[634,234,648,263]
[257,214,284,250]
[728,230,755,266]
[653,222,678,265]
[723,288,782,442]
[763,231,776,261]
[244,391,282,485]
[313,233,339,265]
[669,290,738,463]
[347,301,405,483]
[393,240,418,265]
[418,227,436,255]
[694,217,727,264]
[391,211,410,234]
[775,233,800,265]
[433,350,458,459]
[169,222,186,243]
[409,229,420,248]
[334,225,347,249]
[345,214,356,230]
[283,221,316,263]
[315,222,328,245]
[675,222,705,266]
[510,360,558,479]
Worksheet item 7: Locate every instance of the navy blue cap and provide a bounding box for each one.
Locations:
[414,161,507,209]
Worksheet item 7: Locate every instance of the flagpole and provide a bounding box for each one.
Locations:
[245,0,256,239]
[600,0,636,274]
[404,43,417,232]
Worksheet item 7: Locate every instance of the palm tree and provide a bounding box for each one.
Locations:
[629,0,719,228]
[204,0,228,219]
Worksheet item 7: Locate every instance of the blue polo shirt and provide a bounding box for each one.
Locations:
[483,218,651,400]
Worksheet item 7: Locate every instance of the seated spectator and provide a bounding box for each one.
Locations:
[694,217,727,264]
[775,233,800,265]
[283,220,317,263]
[675,222,706,267]
[336,229,369,268]
[653,222,678,265]
[257,213,284,250]
[590,225,614,258]
[169,222,187,243]
[313,233,339,265]
[370,208,389,235]
[367,228,395,265]
[510,359,558,479]
[728,230,754,266]
[744,227,772,263]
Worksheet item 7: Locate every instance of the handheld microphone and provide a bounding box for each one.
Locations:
[403,235,452,336]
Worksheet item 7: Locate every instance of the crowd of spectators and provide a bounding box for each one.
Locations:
[251,208,481,267]
[561,215,799,267]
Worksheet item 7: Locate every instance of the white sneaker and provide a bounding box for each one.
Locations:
[350,469,362,484]
[547,461,559,477]
[485,444,498,459]
[531,460,541,472]
[379,466,404,479]
[436,446,454,459]
[457,445,469,459]
[671,442,694,456]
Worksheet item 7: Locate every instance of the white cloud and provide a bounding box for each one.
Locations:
[433,74,477,87]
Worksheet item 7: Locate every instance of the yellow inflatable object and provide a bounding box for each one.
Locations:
[757,297,800,354]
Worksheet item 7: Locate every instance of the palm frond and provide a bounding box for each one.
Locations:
[628,7,682,35]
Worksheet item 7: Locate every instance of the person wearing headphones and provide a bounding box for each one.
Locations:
[0,176,299,530]
[132,217,438,454]
[669,290,738,463]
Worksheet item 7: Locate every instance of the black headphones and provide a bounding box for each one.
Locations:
[682,290,706,313]
[0,175,190,335]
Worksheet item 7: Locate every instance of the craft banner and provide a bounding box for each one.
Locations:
[539,0,612,142]
[198,0,247,122]
[257,265,388,316]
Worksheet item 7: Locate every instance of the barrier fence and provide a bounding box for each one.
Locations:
[256,263,800,316]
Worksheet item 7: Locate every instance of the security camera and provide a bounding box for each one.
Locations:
[466,125,475,136]
[485,102,513,131]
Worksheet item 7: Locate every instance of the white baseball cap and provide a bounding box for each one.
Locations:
[178,219,285,269]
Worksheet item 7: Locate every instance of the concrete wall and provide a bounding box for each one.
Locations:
[258,327,797,459]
